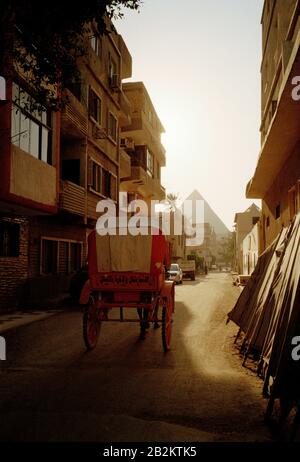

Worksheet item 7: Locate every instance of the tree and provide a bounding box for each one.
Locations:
[0,0,142,110]
[166,193,179,212]
[218,233,235,267]
[188,251,204,271]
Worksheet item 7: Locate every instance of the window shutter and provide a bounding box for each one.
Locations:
[88,87,92,116]
[87,157,93,186]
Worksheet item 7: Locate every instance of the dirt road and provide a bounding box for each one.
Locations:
[0,273,272,442]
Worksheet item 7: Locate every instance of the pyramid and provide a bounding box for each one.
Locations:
[184,190,230,237]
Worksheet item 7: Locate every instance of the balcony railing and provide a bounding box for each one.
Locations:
[60,180,86,216]
[61,89,88,139]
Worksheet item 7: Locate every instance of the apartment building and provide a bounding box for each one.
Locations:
[119,82,166,206]
[0,20,132,309]
[246,0,300,250]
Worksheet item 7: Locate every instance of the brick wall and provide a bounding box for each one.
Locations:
[0,217,29,312]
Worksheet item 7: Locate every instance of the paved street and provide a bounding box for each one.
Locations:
[0,273,272,442]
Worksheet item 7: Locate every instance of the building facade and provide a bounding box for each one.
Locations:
[246,0,300,250]
[0,50,61,308]
[120,82,166,206]
[0,20,133,310]
[234,204,261,274]
[242,223,260,275]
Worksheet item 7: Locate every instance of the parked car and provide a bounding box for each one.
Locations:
[167,263,183,284]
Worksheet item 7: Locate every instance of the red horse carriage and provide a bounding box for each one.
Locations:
[80,225,175,352]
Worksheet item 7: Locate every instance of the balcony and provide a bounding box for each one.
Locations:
[61,89,88,139]
[10,145,57,213]
[60,180,86,216]
[247,32,300,199]
[120,164,165,201]
[121,114,166,167]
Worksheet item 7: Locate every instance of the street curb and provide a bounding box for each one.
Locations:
[0,310,64,335]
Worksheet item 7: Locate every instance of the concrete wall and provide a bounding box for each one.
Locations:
[10,146,57,207]
[234,206,261,273]
[261,142,300,248]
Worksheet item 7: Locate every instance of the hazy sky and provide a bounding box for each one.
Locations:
[115,0,264,230]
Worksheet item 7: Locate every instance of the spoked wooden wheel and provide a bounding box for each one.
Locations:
[162,295,174,352]
[83,295,101,351]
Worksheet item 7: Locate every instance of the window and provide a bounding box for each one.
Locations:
[90,34,102,58]
[275,204,281,220]
[266,216,270,228]
[0,221,20,257]
[0,76,6,100]
[89,159,117,200]
[252,216,260,226]
[11,83,52,163]
[146,149,154,177]
[61,159,81,185]
[91,162,101,193]
[108,56,118,81]
[102,169,111,197]
[108,112,117,142]
[88,88,102,124]
[41,238,82,275]
[41,239,58,274]
[59,241,69,274]
[101,168,117,200]
[68,78,88,107]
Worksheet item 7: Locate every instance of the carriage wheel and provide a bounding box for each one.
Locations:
[162,295,173,352]
[83,295,101,351]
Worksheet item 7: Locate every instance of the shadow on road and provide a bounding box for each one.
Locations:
[0,275,272,442]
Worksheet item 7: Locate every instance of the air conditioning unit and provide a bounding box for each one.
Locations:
[93,125,107,139]
[120,138,127,148]
[109,74,120,91]
[120,137,135,151]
